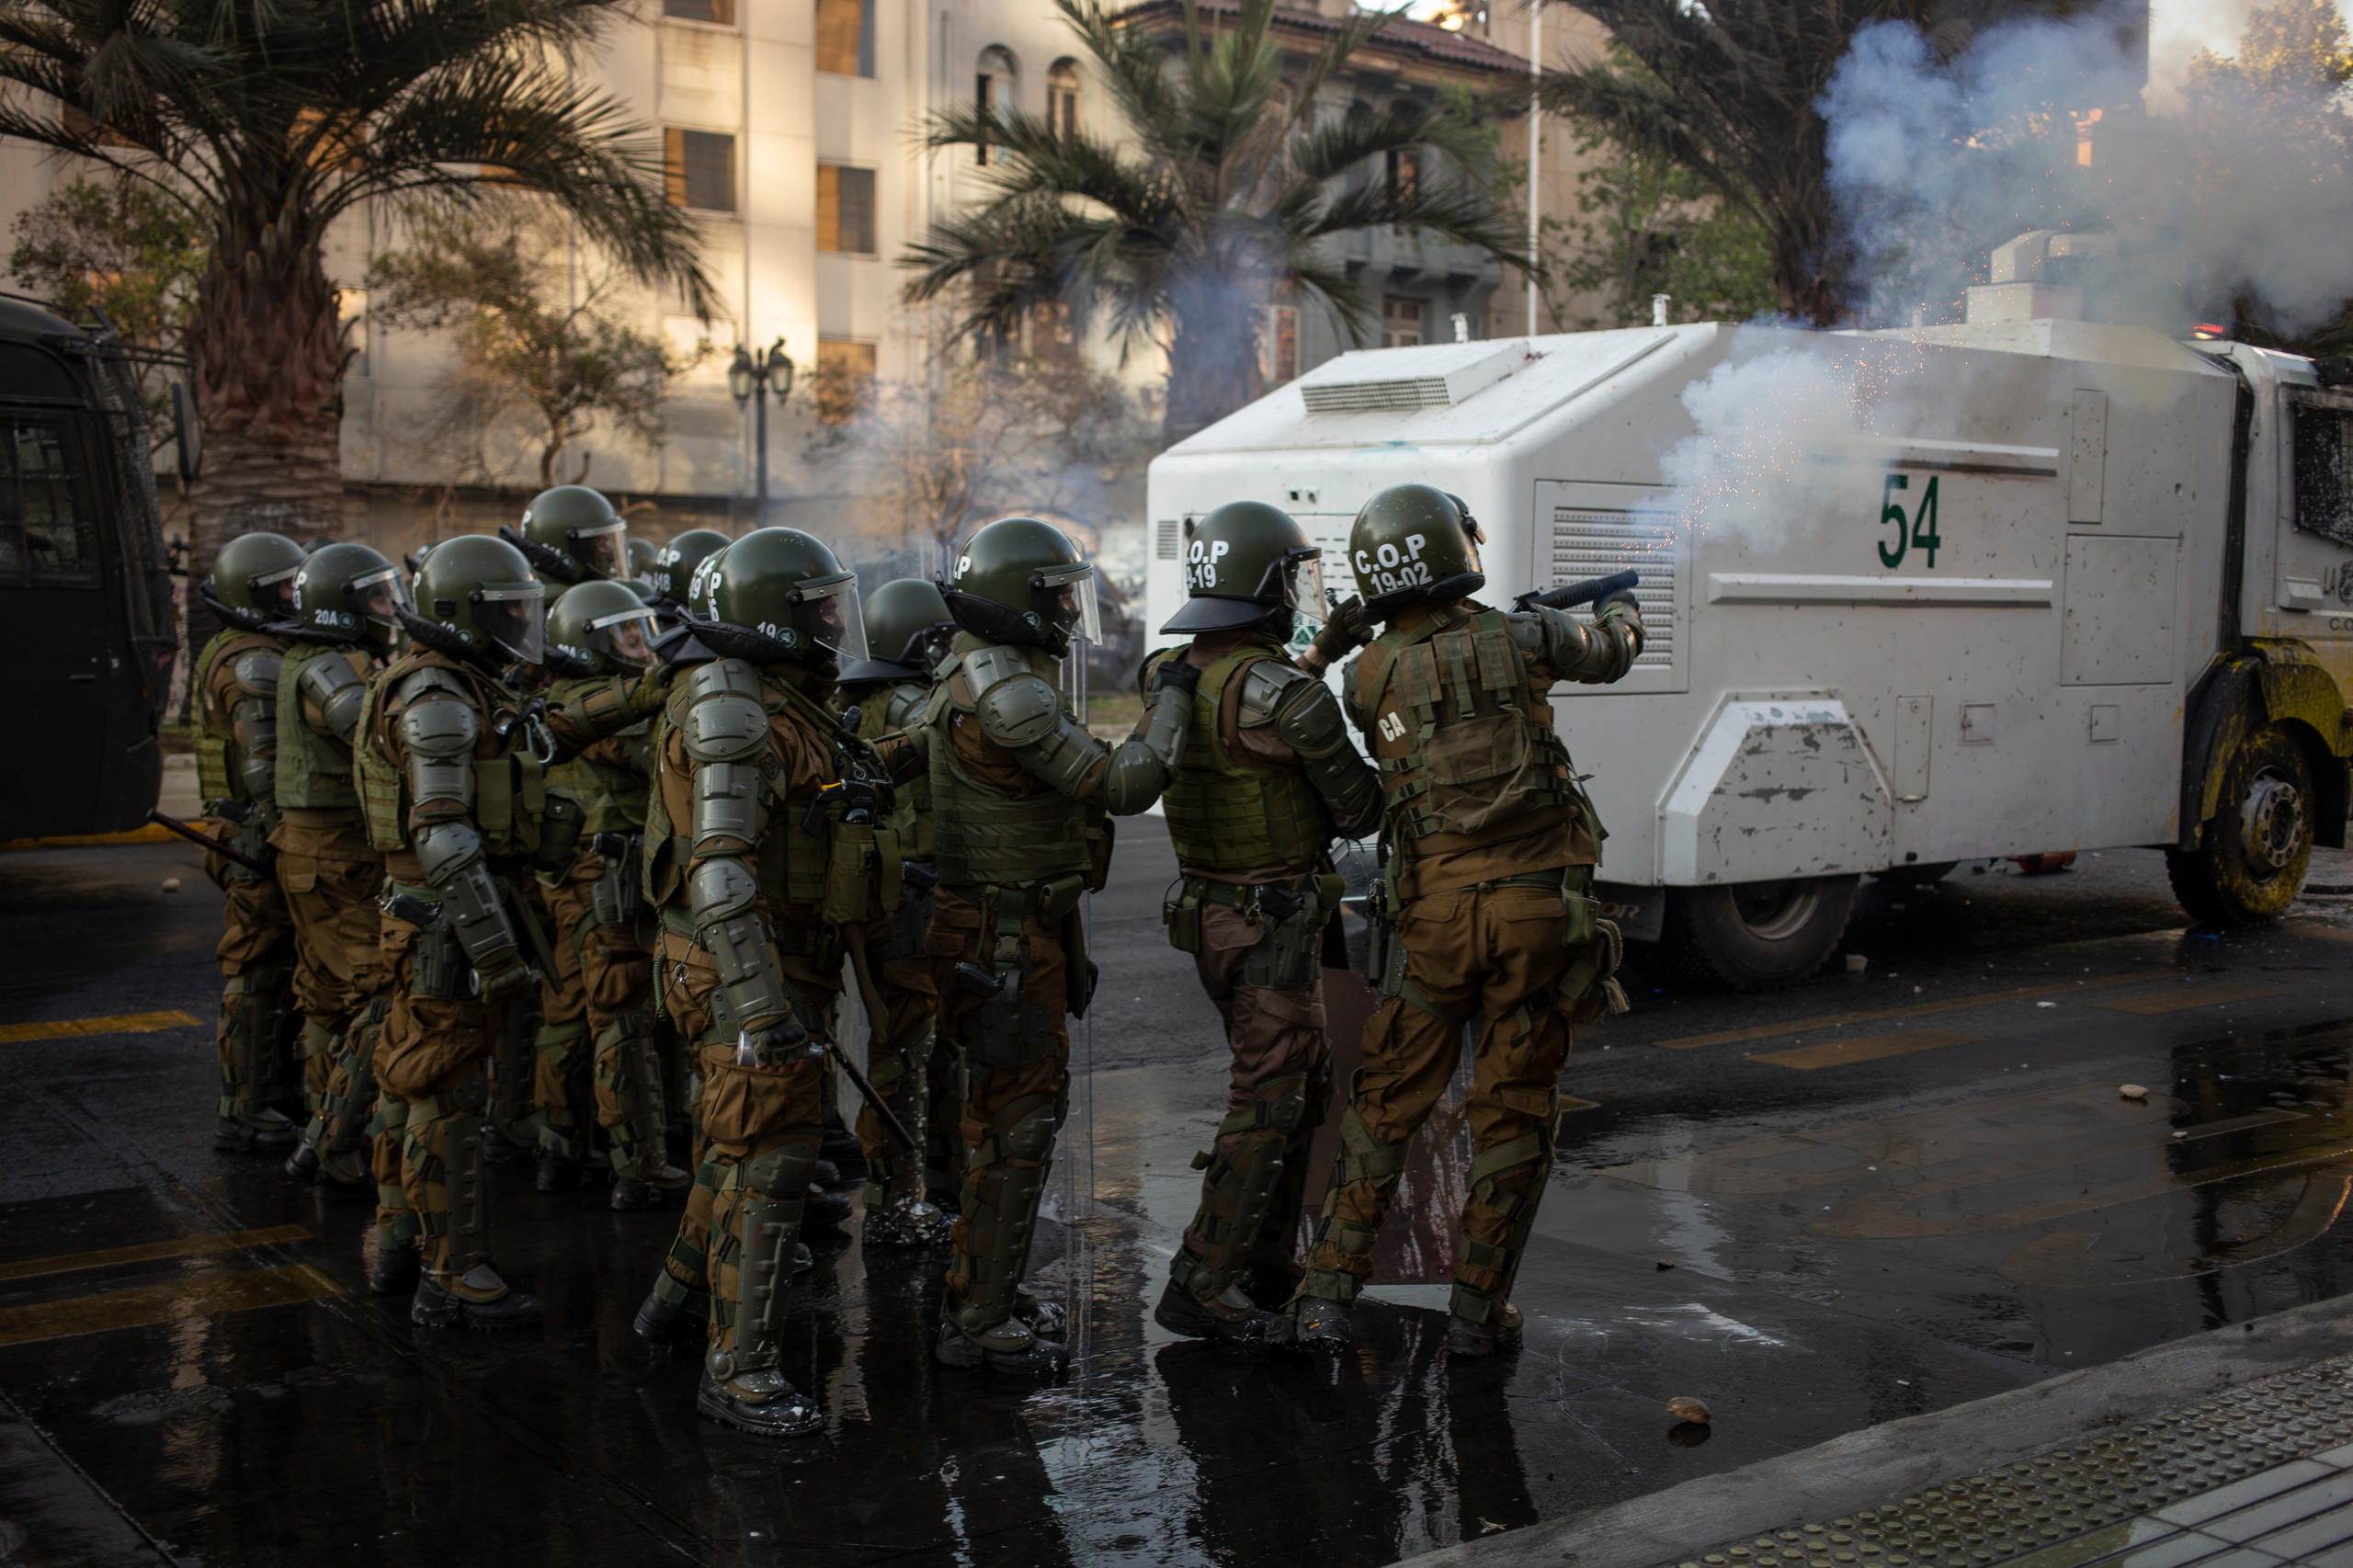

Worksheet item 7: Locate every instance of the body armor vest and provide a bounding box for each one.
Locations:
[192,628,282,804]
[274,642,367,812]
[355,650,546,858]
[920,646,1104,891]
[857,680,935,863]
[1354,604,1579,854]
[642,662,833,922]
[544,675,651,835]
[1157,643,1335,875]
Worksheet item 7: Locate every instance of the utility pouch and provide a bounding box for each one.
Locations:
[1377,920,1410,999]
[409,903,470,1001]
[967,978,1054,1072]
[532,790,585,878]
[822,820,879,926]
[1242,889,1324,992]
[228,810,275,883]
[888,878,935,961]
[1561,918,1630,1026]
[589,835,643,928]
[1163,890,1205,956]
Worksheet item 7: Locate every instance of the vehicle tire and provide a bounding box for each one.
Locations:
[1877,861,1957,888]
[1665,875,1860,993]
[2165,723,2314,926]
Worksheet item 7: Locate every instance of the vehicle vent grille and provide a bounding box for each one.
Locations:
[1155,517,1181,560]
[1550,507,1676,670]
[1301,377,1453,414]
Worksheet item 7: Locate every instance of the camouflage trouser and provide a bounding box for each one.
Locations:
[207,823,299,1121]
[926,886,1072,1334]
[1304,882,1578,1324]
[534,854,663,1173]
[272,812,388,1103]
[1171,901,1331,1303]
[848,910,960,1204]
[652,930,831,1360]
[374,904,503,1279]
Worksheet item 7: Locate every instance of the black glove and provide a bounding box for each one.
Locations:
[1311,596,1371,663]
[1596,589,1641,619]
[1154,658,1202,696]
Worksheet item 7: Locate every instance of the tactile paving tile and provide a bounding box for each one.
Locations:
[1670,1355,2353,1568]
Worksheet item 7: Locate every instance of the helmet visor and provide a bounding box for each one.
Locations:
[585,603,658,668]
[251,560,301,619]
[1032,562,1100,645]
[474,581,546,664]
[1279,549,1326,630]
[573,521,627,580]
[351,564,412,650]
[791,573,868,662]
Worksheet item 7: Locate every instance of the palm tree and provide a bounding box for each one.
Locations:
[903,0,1527,442]
[0,0,715,562]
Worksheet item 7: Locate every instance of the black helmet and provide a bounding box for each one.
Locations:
[683,527,865,670]
[1347,483,1485,619]
[650,528,731,608]
[1162,500,1324,636]
[504,485,627,585]
[398,534,547,666]
[840,578,957,685]
[200,531,308,630]
[291,541,409,651]
[942,517,1099,653]
[547,579,659,676]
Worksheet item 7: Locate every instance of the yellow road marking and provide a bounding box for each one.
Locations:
[0,825,176,852]
[2092,983,2282,1016]
[1753,1028,1982,1072]
[0,1010,202,1045]
[0,1264,342,1346]
[0,1225,311,1284]
[1655,968,2179,1051]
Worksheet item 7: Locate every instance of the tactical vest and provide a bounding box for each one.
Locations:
[274,642,367,812]
[921,644,1105,891]
[857,679,935,863]
[1156,643,1335,875]
[1354,603,1579,853]
[544,675,651,835]
[354,650,546,858]
[642,661,835,921]
[191,628,281,805]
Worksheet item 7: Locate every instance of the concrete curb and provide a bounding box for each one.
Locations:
[1397,1293,2353,1568]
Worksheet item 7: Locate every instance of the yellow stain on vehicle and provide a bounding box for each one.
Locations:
[0,1010,202,1045]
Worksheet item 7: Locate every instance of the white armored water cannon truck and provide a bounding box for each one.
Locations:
[1144,232,2353,990]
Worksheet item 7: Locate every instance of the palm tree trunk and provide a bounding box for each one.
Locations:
[186,202,348,573]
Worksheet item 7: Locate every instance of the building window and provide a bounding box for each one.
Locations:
[1381,296,1424,347]
[976,47,1017,165]
[816,338,877,424]
[1048,59,1080,138]
[1386,147,1420,207]
[816,0,873,77]
[817,165,877,255]
[663,0,734,22]
[1261,305,1298,385]
[665,129,735,212]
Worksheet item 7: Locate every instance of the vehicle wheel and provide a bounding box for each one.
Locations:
[1665,876,1860,993]
[2165,723,2314,926]
[1877,861,1957,888]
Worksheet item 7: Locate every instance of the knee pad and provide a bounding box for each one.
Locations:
[993,1095,1060,1165]
[745,1141,815,1199]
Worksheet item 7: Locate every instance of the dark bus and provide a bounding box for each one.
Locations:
[0,296,177,839]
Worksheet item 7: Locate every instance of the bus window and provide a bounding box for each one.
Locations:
[2,418,99,583]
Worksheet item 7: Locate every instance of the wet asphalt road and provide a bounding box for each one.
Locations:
[4,824,2353,1566]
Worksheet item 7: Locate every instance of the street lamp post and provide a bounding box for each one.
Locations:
[728,337,797,522]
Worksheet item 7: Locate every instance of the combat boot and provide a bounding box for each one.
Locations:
[411,1264,542,1330]
[214,1108,299,1153]
[610,1162,692,1211]
[799,1187,853,1234]
[933,1312,1068,1376]
[861,1187,953,1246]
[536,1148,591,1193]
[632,1278,710,1345]
[1154,1279,1279,1344]
[369,1244,421,1297]
[819,1121,867,1186]
[1287,1295,1353,1350]
[1446,1301,1524,1359]
[697,1368,822,1438]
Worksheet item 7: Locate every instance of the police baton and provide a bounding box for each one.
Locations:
[147,810,271,876]
[1513,569,1640,614]
[837,923,919,1153]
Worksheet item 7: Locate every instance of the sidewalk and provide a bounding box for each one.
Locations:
[1405,1296,2353,1568]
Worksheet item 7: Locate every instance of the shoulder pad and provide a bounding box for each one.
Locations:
[882,681,931,732]
[958,644,1033,698]
[681,658,770,762]
[397,665,472,705]
[1236,658,1313,727]
[399,688,481,755]
[972,668,1062,747]
[298,650,365,702]
[231,651,282,695]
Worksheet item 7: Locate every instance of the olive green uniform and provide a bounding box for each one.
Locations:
[1149,631,1381,1312]
[1304,598,1641,1327]
[192,626,301,1139]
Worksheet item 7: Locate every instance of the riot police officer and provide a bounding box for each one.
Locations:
[1293,485,1642,1358]
[276,542,405,1188]
[917,517,1191,1373]
[836,577,963,1244]
[648,528,731,619]
[502,484,630,586]
[192,531,307,1152]
[1144,503,1382,1342]
[628,528,918,1437]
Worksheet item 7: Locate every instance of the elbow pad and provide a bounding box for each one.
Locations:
[301,653,369,743]
[1272,682,1381,838]
[1103,685,1190,816]
[417,823,521,971]
[234,696,279,802]
[688,858,794,1031]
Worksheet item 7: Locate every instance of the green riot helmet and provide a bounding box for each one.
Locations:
[398,533,548,666]
[651,528,731,608]
[290,541,410,652]
[626,538,661,592]
[1162,500,1324,636]
[840,577,956,685]
[1347,483,1484,619]
[685,527,865,670]
[200,531,308,630]
[504,485,626,584]
[942,517,1100,653]
[547,578,659,676]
